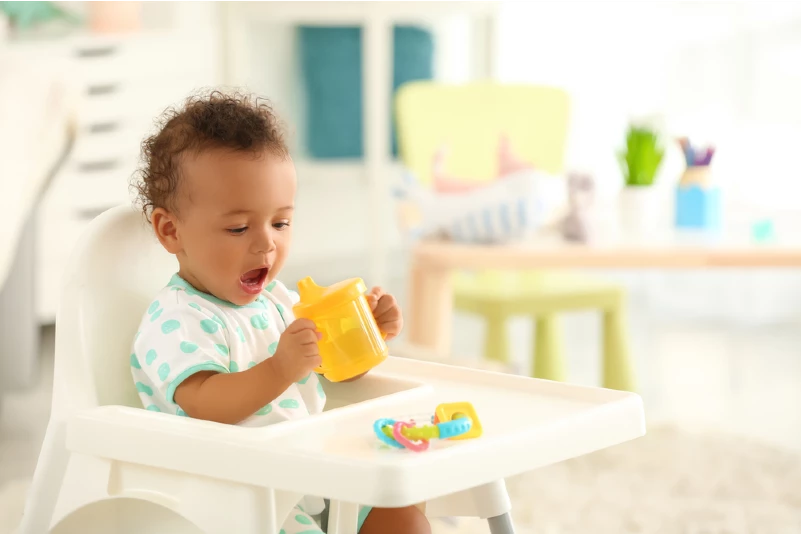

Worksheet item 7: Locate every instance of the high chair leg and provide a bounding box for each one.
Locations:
[424,479,511,518]
[487,512,516,534]
[326,500,360,534]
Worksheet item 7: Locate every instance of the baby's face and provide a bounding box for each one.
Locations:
[169,149,296,306]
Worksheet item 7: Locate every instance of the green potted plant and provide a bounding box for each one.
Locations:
[617,124,666,238]
[618,125,665,187]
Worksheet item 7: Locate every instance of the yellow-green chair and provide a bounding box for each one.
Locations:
[394,81,635,391]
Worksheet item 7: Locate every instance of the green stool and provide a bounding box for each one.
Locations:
[453,270,635,391]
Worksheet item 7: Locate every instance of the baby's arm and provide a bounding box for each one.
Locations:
[175,317,321,425]
[133,290,320,425]
[174,360,290,425]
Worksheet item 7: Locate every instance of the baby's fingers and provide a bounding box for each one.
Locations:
[306,353,323,368]
[366,287,385,311]
[297,329,321,345]
[286,318,318,334]
[373,293,398,317]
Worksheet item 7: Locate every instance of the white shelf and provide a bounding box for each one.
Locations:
[16,30,218,324]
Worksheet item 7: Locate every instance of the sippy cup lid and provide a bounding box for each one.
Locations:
[292,276,367,317]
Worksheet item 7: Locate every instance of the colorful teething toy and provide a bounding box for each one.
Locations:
[373,402,483,452]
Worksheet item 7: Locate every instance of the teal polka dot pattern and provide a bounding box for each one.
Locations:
[180,341,198,354]
[295,515,313,525]
[148,301,160,314]
[297,373,311,385]
[268,341,278,355]
[215,344,229,357]
[177,409,188,417]
[146,405,161,412]
[145,349,157,365]
[170,286,182,291]
[256,403,272,416]
[229,361,240,373]
[247,361,256,369]
[317,382,325,399]
[161,320,181,334]
[130,353,141,369]
[279,399,300,409]
[135,382,153,396]
[200,319,219,334]
[158,362,171,381]
[280,530,286,534]
[276,303,285,317]
[149,308,163,322]
[185,285,201,297]
[236,327,246,342]
[250,313,269,330]
[188,302,202,311]
[266,281,277,292]
[135,331,141,340]
[212,315,226,328]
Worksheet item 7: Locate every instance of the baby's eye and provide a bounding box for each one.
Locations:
[273,221,290,230]
[228,227,247,235]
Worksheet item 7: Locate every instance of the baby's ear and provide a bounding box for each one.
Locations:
[151,208,182,254]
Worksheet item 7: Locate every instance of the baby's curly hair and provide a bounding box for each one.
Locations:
[132,90,289,221]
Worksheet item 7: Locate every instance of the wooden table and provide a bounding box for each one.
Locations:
[406,232,801,355]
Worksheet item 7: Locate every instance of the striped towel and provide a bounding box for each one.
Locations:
[393,170,566,244]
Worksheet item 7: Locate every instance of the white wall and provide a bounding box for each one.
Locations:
[492,0,801,323]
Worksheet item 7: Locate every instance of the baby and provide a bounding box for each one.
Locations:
[129,91,430,534]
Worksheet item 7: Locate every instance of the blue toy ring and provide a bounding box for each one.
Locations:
[373,418,403,448]
[436,416,472,440]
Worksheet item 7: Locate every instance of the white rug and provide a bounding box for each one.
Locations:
[2,424,799,534]
[443,424,801,534]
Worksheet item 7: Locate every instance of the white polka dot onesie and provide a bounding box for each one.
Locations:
[130,273,326,426]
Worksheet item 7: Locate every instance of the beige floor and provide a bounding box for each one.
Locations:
[2,293,801,531]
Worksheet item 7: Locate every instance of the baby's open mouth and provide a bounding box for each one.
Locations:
[240,267,269,294]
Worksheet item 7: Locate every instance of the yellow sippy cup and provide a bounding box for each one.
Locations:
[292,276,388,382]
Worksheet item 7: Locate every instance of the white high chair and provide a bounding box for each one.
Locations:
[20,205,646,534]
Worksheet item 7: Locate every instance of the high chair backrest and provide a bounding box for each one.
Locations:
[394,81,571,184]
[51,205,177,417]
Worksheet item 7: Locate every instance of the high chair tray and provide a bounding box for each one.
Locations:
[257,356,644,507]
[66,357,644,510]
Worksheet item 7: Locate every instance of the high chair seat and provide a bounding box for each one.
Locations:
[20,205,645,534]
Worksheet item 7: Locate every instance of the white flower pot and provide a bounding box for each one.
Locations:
[618,186,662,241]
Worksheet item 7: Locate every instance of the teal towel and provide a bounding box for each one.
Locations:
[299,25,434,159]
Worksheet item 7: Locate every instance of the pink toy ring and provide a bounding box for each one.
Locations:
[392,421,429,452]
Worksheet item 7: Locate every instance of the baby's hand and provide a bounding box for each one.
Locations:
[366,287,403,341]
[271,319,322,384]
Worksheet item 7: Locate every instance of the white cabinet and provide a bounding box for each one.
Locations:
[30,31,218,323]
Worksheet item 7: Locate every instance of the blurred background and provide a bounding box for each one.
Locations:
[2,1,801,532]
